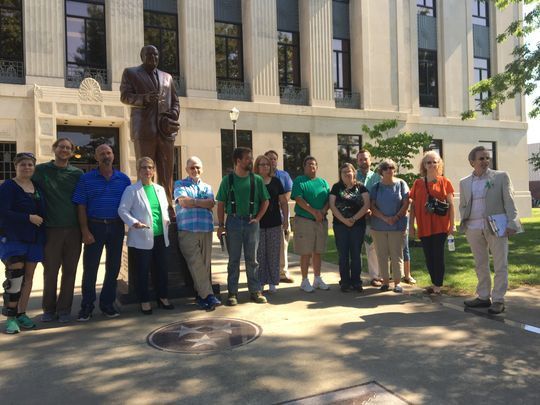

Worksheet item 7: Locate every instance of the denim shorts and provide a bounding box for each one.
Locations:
[0,237,44,263]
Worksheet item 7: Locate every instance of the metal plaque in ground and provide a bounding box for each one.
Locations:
[147,317,262,354]
[279,382,409,405]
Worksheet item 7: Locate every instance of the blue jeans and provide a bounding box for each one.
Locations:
[334,221,366,287]
[131,235,169,303]
[81,220,124,310]
[225,215,260,294]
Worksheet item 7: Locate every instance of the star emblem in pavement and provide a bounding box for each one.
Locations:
[167,325,203,338]
[209,322,233,334]
[185,334,218,348]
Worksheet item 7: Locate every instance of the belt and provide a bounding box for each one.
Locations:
[88,217,122,224]
[229,214,252,220]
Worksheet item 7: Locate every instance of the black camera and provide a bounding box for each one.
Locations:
[425,196,449,216]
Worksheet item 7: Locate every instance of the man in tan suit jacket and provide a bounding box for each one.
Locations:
[459,146,521,314]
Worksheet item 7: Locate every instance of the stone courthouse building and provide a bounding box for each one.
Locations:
[0,0,532,216]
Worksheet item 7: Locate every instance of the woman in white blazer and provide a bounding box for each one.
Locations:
[118,157,173,314]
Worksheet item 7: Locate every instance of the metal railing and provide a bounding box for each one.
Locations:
[217,80,251,101]
[0,59,24,84]
[65,65,109,90]
[280,85,308,105]
[334,90,361,109]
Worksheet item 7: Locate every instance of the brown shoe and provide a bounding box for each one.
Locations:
[250,292,267,304]
[464,297,492,308]
[280,276,294,283]
[370,279,382,287]
[488,302,505,314]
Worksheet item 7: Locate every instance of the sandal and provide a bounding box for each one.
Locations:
[423,286,435,295]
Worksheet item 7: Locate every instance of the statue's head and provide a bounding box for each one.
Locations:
[141,45,159,71]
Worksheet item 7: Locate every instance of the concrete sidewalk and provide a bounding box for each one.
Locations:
[0,238,538,404]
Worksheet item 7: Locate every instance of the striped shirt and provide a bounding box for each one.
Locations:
[174,177,214,232]
[72,169,131,219]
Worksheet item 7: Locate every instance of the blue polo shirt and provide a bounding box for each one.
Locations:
[72,169,131,219]
[275,169,293,193]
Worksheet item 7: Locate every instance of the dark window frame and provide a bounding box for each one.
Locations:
[417,0,436,17]
[65,0,107,71]
[215,21,244,82]
[479,140,497,170]
[472,0,489,26]
[474,57,490,110]
[220,129,252,177]
[418,48,439,108]
[424,139,443,158]
[143,9,180,77]
[337,134,362,170]
[0,0,24,62]
[0,141,17,181]
[57,125,120,173]
[278,30,301,87]
[283,132,310,180]
[333,38,351,93]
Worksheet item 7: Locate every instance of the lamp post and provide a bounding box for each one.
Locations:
[229,107,240,149]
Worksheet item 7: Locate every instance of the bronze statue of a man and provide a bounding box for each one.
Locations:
[120,45,180,204]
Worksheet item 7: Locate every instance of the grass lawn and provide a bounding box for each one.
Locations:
[293,208,540,296]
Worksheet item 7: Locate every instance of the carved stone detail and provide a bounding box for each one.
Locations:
[78,78,103,102]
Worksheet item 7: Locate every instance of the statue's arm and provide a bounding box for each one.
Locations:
[120,68,145,107]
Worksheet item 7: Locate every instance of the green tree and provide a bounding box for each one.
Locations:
[362,120,433,186]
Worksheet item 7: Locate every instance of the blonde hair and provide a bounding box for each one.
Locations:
[253,155,274,176]
[339,162,357,183]
[419,151,444,177]
[136,156,155,171]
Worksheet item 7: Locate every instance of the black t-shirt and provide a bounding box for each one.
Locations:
[330,182,369,226]
[260,177,285,228]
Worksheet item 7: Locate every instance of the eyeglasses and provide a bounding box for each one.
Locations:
[188,166,201,170]
[478,157,491,161]
[426,161,439,165]
[382,166,395,171]
[258,163,270,167]
[16,152,35,159]
[140,165,154,170]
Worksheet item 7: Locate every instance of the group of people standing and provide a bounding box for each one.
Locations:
[0,140,520,334]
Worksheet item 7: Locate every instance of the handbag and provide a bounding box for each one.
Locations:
[424,177,449,216]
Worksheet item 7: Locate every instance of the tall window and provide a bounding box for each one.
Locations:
[479,141,497,169]
[0,0,24,84]
[333,39,351,95]
[57,126,120,172]
[474,57,490,109]
[278,31,301,87]
[0,142,17,181]
[283,132,310,179]
[144,9,179,79]
[221,129,252,177]
[65,0,107,88]
[338,135,361,169]
[418,49,438,107]
[472,0,488,26]
[417,0,435,16]
[172,146,181,181]
[215,22,243,82]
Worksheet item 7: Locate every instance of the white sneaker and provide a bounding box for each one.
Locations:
[300,278,315,293]
[313,276,330,290]
[269,284,277,293]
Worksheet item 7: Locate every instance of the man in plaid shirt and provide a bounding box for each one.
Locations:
[174,156,220,310]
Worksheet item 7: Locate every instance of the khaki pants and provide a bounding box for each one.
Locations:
[371,230,405,282]
[465,228,508,302]
[178,231,213,298]
[42,227,82,315]
[279,230,290,278]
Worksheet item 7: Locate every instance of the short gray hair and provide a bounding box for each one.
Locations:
[136,156,155,171]
[186,156,203,168]
[468,146,487,162]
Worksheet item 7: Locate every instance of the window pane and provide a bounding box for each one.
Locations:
[66,17,85,63]
[85,19,106,67]
[283,133,310,179]
[160,30,178,73]
[221,129,252,176]
[0,7,23,60]
[66,1,104,18]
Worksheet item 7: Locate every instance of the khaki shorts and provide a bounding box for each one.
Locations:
[293,216,328,255]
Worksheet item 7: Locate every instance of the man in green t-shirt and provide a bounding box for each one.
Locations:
[291,156,330,293]
[216,147,270,306]
[33,138,83,323]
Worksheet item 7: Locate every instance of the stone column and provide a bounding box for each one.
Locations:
[493,3,524,122]
[242,0,280,103]
[395,0,415,113]
[299,0,334,107]
[107,0,145,91]
[179,0,217,98]
[24,0,65,87]
[439,0,470,117]
[352,0,398,111]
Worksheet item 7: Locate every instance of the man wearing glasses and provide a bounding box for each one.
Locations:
[174,156,221,310]
[459,146,521,314]
[33,138,83,323]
